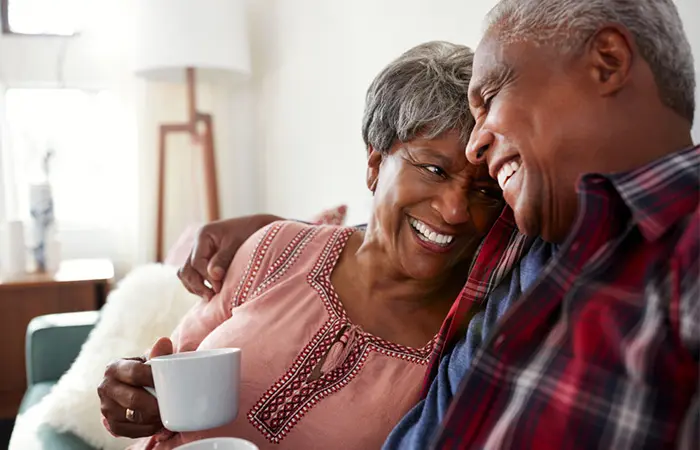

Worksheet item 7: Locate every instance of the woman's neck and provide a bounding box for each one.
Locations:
[331,228,475,346]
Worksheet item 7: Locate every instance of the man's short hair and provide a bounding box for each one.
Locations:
[486,0,696,123]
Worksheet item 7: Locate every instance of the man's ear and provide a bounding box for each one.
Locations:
[366,145,382,193]
[586,24,634,96]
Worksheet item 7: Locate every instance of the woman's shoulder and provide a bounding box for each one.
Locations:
[240,220,350,264]
[226,221,351,307]
[253,220,350,253]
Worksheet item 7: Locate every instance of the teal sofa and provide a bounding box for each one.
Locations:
[11,311,100,450]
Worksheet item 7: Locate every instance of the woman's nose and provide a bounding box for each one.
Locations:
[433,187,471,226]
[466,128,494,165]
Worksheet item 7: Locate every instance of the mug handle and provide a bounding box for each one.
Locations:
[143,360,157,398]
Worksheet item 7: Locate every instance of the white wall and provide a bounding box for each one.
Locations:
[249,0,498,224]
[1,0,698,268]
[250,0,700,223]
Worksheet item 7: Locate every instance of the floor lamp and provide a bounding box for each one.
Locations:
[134,0,251,262]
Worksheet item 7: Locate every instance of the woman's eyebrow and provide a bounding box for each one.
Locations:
[408,147,453,167]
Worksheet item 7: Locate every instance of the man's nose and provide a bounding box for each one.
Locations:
[466,127,494,165]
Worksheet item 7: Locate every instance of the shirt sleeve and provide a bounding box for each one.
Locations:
[674,206,699,359]
[673,207,699,449]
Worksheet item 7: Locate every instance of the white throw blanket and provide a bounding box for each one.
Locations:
[10,264,199,450]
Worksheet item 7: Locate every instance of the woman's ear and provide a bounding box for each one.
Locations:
[366,145,382,194]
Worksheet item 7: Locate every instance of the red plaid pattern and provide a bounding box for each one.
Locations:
[428,146,700,449]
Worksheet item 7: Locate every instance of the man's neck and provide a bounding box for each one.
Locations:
[593,113,693,175]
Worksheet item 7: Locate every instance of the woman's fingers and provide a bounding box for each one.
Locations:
[99,393,163,438]
[98,378,161,424]
[98,357,163,439]
[105,358,154,388]
[148,337,174,359]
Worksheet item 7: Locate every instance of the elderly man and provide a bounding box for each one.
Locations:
[178,0,698,448]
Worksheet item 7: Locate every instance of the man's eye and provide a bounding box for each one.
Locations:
[474,186,503,200]
[483,95,494,111]
[421,165,446,177]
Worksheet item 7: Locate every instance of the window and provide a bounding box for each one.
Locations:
[2,88,138,261]
[2,0,84,36]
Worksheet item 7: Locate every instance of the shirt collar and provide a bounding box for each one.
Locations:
[580,144,700,242]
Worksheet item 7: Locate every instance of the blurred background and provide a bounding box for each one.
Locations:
[0,1,698,448]
[0,0,698,277]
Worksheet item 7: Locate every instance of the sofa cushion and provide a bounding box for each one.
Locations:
[11,388,95,450]
[26,311,100,386]
[18,382,54,414]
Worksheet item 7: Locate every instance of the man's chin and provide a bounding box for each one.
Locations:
[513,206,541,238]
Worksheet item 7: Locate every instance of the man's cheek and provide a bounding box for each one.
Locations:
[471,206,502,235]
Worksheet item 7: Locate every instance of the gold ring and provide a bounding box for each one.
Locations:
[125,408,136,422]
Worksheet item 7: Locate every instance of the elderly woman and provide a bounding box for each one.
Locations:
[99,41,503,449]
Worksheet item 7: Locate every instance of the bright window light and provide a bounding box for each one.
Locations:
[4,88,135,229]
[5,0,85,35]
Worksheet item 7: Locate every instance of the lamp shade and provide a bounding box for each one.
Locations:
[133,0,251,83]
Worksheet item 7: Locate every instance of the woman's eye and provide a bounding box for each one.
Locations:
[421,165,446,177]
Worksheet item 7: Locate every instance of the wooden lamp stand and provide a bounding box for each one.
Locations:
[155,67,221,262]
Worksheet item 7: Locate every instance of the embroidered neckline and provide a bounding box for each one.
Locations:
[307,226,437,361]
[247,223,437,444]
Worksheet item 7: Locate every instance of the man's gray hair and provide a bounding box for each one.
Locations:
[362,41,474,153]
[486,0,696,123]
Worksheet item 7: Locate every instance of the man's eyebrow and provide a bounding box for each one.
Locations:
[469,61,514,103]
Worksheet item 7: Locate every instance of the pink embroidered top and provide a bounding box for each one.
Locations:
[130,221,436,450]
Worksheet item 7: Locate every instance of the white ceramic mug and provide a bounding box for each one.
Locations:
[178,437,259,450]
[145,348,241,432]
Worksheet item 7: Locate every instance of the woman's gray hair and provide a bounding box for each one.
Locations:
[362,41,474,153]
[486,0,695,123]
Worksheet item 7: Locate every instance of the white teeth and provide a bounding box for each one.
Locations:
[408,218,455,247]
[497,159,521,190]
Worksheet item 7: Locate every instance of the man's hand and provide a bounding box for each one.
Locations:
[178,214,281,300]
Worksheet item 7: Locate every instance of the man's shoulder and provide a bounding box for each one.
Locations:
[671,204,699,267]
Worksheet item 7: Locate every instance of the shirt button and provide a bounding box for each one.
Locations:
[571,241,580,252]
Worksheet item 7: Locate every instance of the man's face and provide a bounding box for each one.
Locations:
[466,32,602,243]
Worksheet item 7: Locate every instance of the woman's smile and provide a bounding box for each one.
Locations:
[407,216,458,254]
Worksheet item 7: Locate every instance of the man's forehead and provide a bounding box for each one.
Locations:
[470,34,510,92]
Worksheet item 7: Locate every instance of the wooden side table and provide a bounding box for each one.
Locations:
[0,259,114,419]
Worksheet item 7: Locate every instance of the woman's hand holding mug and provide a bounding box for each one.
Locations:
[98,337,175,440]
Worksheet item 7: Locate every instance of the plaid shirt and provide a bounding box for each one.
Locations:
[425,145,700,449]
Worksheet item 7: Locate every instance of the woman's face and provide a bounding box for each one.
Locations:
[367,129,504,281]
